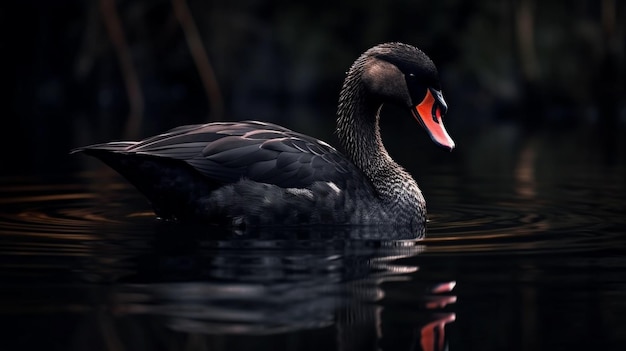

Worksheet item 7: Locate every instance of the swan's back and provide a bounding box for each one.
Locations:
[74,121,381,225]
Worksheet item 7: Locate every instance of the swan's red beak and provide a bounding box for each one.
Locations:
[412,89,455,151]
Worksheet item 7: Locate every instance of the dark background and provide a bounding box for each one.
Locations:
[1,3,625,350]
[3,0,625,176]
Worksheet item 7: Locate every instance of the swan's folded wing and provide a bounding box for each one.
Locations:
[124,121,356,188]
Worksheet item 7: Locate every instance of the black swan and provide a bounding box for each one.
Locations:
[73,42,454,229]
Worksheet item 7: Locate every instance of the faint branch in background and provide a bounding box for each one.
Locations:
[598,0,620,163]
[100,0,144,139]
[172,0,224,121]
[601,0,616,40]
[515,0,539,83]
[600,0,621,61]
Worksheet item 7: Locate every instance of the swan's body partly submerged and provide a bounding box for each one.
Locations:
[73,42,454,230]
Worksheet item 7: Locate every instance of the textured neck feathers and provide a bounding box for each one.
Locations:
[335,52,423,214]
[336,55,390,174]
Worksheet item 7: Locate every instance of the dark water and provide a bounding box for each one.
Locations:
[1,151,625,351]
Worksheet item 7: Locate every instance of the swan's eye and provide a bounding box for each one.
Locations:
[405,73,428,104]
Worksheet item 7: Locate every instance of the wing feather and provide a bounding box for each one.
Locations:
[119,121,359,188]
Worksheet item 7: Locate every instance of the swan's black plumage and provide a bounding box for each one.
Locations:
[74,42,454,232]
[121,121,355,187]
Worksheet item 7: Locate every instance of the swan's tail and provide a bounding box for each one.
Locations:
[71,141,216,220]
[70,141,138,155]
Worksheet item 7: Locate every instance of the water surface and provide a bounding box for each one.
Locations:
[1,154,625,350]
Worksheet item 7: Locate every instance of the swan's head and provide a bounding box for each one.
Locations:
[360,42,455,151]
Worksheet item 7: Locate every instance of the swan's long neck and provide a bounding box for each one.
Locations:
[336,75,392,176]
[336,59,422,213]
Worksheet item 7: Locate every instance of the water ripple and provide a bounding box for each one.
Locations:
[0,171,624,260]
[420,173,625,255]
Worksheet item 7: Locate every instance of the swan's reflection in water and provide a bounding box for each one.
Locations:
[0,190,456,351]
[0,179,457,351]
[92,225,457,351]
